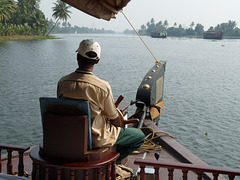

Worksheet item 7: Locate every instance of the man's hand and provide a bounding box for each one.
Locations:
[109,116,122,127]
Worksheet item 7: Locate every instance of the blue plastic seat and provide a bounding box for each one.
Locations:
[39,97,92,151]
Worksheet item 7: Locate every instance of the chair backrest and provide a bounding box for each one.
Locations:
[39,97,92,161]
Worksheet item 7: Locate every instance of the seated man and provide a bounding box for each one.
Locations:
[57,39,145,165]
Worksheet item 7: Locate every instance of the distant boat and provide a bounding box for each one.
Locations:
[151,31,167,38]
[203,31,223,39]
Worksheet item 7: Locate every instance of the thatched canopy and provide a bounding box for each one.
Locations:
[61,0,131,21]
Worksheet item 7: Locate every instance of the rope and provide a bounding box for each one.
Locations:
[120,10,164,65]
[133,127,174,153]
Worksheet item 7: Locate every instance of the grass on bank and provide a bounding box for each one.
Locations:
[0,35,58,41]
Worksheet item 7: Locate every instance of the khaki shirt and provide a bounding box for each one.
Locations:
[57,69,121,148]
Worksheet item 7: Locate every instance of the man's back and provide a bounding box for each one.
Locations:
[57,69,121,148]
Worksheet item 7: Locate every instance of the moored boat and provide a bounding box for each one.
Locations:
[151,31,167,38]
[203,31,223,39]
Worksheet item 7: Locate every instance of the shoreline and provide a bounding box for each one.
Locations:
[1,34,240,42]
[0,35,58,41]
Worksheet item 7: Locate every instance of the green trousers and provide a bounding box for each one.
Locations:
[115,127,145,164]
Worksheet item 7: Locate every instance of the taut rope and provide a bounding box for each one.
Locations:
[120,10,164,65]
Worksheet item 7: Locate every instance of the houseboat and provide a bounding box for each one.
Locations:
[151,31,167,38]
[203,31,223,39]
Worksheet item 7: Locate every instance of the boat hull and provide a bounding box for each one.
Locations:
[203,31,223,39]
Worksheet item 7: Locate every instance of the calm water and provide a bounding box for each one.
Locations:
[0,34,240,171]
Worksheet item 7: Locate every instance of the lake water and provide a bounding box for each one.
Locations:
[0,34,240,172]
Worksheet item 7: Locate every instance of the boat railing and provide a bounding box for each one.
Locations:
[0,144,30,176]
[134,158,240,180]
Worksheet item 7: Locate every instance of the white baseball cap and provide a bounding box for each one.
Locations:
[76,39,101,60]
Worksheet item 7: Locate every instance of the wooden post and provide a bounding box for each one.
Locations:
[97,167,103,180]
[213,172,219,180]
[31,162,36,180]
[111,162,116,180]
[197,171,203,180]
[7,150,13,174]
[57,168,61,180]
[18,151,24,176]
[84,169,89,180]
[45,167,49,180]
[182,170,188,180]
[0,149,2,173]
[228,174,235,180]
[140,166,145,180]
[106,164,111,180]
[154,167,159,180]
[36,164,40,180]
[168,168,174,180]
[70,170,76,180]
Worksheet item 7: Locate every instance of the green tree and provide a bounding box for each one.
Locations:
[163,20,168,28]
[145,18,156,35]
[15,0,40,24]
[194,23,204,35]
[208,26,214,31]
[30,9,48,35]
[138,24,147,35]
[190,21,195,29]
[155,21,165,31]
[67,22,71,28]
[186,28,195,35]
[150,18,155,25]
[46,0,71,35]
[9,0,42,26]
[0,0,17,24]
[214,20,237,36]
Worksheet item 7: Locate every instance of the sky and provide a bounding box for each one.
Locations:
[39,0,240,32]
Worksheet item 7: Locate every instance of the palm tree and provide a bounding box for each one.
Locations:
[0,0,17,24]
[30,9,48,35]
[46,0,71,35]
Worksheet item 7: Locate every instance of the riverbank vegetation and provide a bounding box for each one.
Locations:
[0,0,114,40]
[0,0,47,36]
[137,18,240,38]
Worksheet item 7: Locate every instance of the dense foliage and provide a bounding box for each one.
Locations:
[46,19,115,34]
[0,0,48,36]
[0,0,115,37]
[138,18,240,37]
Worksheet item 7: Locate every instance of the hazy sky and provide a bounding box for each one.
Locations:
[40,0,240,32]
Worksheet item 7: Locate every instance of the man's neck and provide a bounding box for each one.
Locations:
[75,69,93,75]
[78,65,94,71]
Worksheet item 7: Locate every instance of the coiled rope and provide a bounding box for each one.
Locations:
[120,10,164,65]
[133,127,174,153]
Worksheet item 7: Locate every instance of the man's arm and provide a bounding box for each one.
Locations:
[109,116,122,127]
